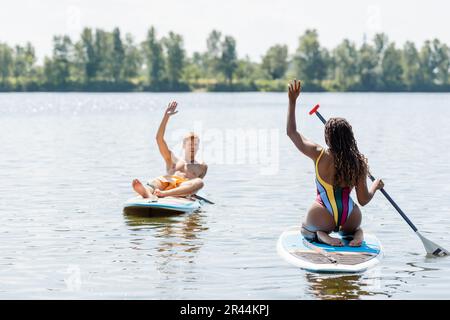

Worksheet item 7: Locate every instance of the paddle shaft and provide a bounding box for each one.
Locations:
[193,194,215,205]
[312,110,419,233]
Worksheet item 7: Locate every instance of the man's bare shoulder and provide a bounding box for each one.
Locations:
[198,162,208,178]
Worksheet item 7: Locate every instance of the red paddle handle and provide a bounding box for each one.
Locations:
[309,104,320,115]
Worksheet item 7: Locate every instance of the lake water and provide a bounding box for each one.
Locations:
[0,92,449,299]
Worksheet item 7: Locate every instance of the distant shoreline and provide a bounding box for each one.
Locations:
[2,27,450,95]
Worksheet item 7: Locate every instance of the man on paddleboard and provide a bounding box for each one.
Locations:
[132,101,207,199]
[286,80,384,247]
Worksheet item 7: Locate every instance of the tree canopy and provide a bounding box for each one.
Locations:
[1,27,449,92]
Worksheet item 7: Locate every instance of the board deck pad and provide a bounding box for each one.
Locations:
[277,226,382,273]
[123,196,202,216]
[292,251,375,265]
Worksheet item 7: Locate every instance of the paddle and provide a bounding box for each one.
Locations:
[192,194,215,205]
[309,104,448,257]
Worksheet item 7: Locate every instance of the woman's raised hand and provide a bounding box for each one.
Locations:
[165,101,178,117]
[288,79,302,102]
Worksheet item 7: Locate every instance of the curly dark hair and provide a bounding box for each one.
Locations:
[324,117,368,188]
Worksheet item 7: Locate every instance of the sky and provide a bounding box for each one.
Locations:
[1,0,449,62]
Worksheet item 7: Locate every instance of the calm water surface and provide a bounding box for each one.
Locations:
[0,92,449,299]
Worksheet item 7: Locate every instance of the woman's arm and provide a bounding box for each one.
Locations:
[355,175,384,206]
[156,101,178,170]
[286,80,322,161]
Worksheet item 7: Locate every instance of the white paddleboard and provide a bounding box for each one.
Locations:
[123,196,202,215]
[277,226,383,273]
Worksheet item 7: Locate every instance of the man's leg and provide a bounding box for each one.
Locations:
[132,178,162,199]
[154,178,204,197]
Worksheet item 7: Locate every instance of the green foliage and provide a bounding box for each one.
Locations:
[219,36,238,85]
[112,27,125,82]
[358,42,379,90]
[81,28,97,81]
[45,35,72,86]
[143,27,165,90]
[122,34,143,80]
[293,29,328,86]
[261,44,289,79]
[205,30,222,77]
[380,43,404,91]
[332,39,359,90]
[1,28,449,92]
[235,56,262,81]
[163,31,186,90]
[0,43,14,88]
[402,42,422,90]
[432,39,450,85]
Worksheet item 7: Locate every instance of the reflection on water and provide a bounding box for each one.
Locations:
[305,272,388,300]
[306,273,365,300]
[123,210,208,276]
[405,261,441,274]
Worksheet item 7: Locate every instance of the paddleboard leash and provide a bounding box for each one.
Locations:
[302,238,338,264]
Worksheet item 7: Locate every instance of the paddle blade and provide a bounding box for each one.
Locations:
[416,231,449,257]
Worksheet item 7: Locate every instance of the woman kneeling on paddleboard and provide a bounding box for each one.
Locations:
[286,80,384,247]
[132,101,207,199]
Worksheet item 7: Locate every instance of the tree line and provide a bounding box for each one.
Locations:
[0,27,449,92]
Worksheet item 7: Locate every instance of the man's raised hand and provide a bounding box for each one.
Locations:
[165,101,178,117]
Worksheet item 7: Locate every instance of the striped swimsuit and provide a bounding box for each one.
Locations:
[315,148,354,232]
